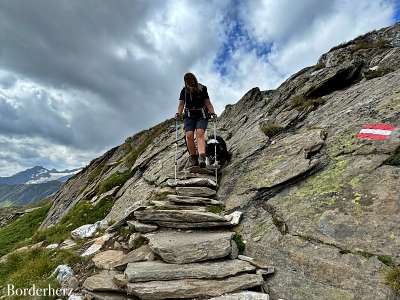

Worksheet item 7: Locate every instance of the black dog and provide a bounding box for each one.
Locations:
[206,135,231,166]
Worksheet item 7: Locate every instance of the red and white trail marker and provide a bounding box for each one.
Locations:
[356,123,397,141]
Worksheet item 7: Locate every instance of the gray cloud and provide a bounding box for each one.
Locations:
[0,0,396,175]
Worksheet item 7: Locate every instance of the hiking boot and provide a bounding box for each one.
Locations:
[198,154,206,168]
[188,155,198,167]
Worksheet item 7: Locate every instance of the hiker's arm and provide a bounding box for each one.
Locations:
[177,100,185,115]
[204,98,215,114]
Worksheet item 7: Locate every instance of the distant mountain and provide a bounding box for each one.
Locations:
[0,181,62,207]
[0,166,81,207]
[0,166,82,185]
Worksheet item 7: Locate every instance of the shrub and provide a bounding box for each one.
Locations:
[352,37,388,52]
[384,266,400,294]
[232,233,245,255]
[33,197,114,244]
[98,170,131,195]
[206,204,224,215]
[291,94,326,112]
[260,123,285,138]
[364,67,393,80]
[0,204,51,257]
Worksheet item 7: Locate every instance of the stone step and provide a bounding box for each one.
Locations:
[187,165,218,175]
[153,220,233,229]
[209,291,270,300]
[126,220,158,233]
[167,194,223,205]
[176,186,217,198]
[124,259,255,282]
[83,270,124,293]
[134,209,226,223]
[150,200,207,211]
[126,273,264,300]
[166,178,217,189]
[113,244,155,271]
[145,231,234,264]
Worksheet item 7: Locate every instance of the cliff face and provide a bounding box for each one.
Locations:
[41,23,400,299]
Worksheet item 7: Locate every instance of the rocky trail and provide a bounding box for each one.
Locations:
[82,166,273,299]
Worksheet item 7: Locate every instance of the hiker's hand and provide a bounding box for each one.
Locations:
[175,112,182,119]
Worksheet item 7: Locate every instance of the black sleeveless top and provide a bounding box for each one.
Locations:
[179,85,209,109]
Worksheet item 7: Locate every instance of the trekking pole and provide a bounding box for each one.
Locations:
[175,117,179,183]
[213,115,218,184]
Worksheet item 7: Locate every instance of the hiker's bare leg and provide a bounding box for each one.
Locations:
[196,129,206,155]
[186,131,196,156]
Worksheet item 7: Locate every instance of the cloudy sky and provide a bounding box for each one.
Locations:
[0,0,399,176]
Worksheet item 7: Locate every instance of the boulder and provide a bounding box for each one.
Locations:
[134,209,226,223]
[83,270,124,293]
[176,186,217,197]
[128,233,144,250]
[113,245,155,271]
[50,265,74,283]
[145,231,234,264]
[126,220,158,233]
[71,222,101,239]
[82,233,114,257]
[46,243,59,249]
[124,259,255,282]
[127,273,264,299]
[92,250,125,270]
[167,194,223,205]
[59,239,77,250]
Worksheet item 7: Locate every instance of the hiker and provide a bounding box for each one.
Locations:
[176,72,217,168]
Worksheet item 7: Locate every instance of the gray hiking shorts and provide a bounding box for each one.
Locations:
[184,117,208,132]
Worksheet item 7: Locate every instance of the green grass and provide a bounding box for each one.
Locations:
[364,67,393,80]
[98,170,131,195]
[33,196,114,244]
[260,123,285,138]
[206,204,224,215]
[0,248,82,299]
[384,266,400,295]
[291,94,326,112]
[378,255,394,266]
[232,233,245,255]
[384,146,400,166]
[352,37,388,52]
[0,204,51,257]
[124,118,174,168]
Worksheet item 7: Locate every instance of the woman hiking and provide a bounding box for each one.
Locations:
[176,72,217,168]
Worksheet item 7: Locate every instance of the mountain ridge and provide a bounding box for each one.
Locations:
[37,22,400,299]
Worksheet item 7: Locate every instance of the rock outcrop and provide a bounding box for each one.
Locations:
[41,23,400,299]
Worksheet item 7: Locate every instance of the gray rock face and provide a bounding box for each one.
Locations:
[83,271,124,292]
[176,186,217,197]
[41,23,400,300]
[126,273,264,299]
[145,231,234,264]
[124,259,255,282]
[134,209,226,223]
